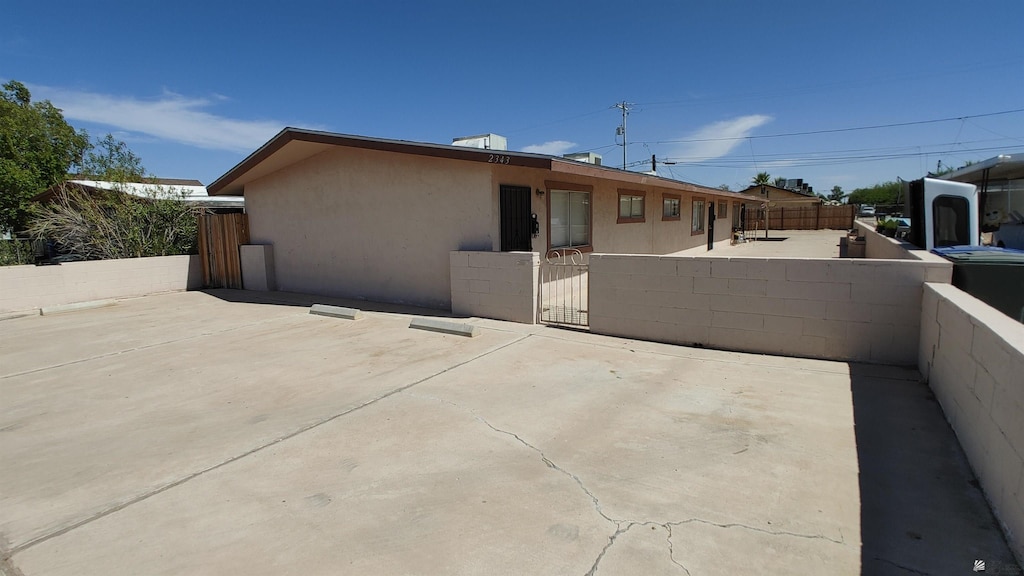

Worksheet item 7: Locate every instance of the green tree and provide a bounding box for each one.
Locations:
[751,171,771,185]
[827,185,846,202]
[717,184,731,191]
[0,80,89,233]
[847,181,902,206]
[81,133,146,182]
[773,176,787,187]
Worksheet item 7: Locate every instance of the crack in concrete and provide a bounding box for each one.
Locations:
[670,517,845,545]
[584,522,632,576]
[475,418,619,524]
[665,524,692,575]
[470,409,850,574]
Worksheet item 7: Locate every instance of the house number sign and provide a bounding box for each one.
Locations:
[487,154,511,165]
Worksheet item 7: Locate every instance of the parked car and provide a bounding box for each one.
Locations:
[860,205,876,217]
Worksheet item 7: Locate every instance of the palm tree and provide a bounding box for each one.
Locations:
[751,172,771,185]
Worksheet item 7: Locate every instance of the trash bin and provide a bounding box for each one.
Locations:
[932,246,1024,323]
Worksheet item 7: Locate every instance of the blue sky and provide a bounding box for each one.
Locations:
[4,0,1023,193]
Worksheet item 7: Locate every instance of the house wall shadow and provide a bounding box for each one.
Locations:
[198,288,455,318]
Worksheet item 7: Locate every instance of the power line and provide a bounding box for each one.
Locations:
[637,108,1024,145]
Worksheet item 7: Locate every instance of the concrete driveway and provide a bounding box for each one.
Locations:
[0,290,1016,575]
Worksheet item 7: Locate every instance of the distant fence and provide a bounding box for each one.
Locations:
[198,213,249,289]
[748,204,854,230]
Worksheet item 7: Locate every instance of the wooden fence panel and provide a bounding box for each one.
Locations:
[746,204,854,231]
[198,213,249,288]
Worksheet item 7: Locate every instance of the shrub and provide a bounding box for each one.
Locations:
[27,183,206,260]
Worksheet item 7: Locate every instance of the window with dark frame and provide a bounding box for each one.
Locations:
[617,191,645,223]
[663,194,681,220]
[550,189,591,249]
[717,200,728,219]
[692,198,706,234]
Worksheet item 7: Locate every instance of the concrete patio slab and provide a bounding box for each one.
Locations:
[0,290,1017,575]
[675,229,847,258]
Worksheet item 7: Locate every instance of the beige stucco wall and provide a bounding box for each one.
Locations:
[0,255,202,314]
[588,253,952,364]
[245,147,495,309]
[920,282,1024,561]
[487,166,735,257]
[242,152,753,309]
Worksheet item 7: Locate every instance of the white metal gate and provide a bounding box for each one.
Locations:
[539,249,589,326]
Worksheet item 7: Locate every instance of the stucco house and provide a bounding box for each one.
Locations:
[737,184,822,207]
[207,128,757,309]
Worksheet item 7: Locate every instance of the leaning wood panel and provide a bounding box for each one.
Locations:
[197,213,249,288]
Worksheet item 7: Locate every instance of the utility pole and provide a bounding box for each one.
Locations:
[614,101,632,169]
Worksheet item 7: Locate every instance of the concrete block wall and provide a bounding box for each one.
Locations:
[920,282,1024,561]
[589,254,952,364]
[854,220,933,261]
[450,251,539,324]
[0,255,202,314]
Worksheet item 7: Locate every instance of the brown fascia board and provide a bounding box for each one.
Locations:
[551,158,752,201]
[207,128,555,196]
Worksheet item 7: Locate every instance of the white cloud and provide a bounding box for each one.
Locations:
[29,84,288,152]
[522,140,577,155]
[669,115,773,161]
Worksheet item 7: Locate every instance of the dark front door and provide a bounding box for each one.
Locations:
[500,185,532,251]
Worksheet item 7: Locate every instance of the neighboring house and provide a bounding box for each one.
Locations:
[737,184,823,207]
[939,154,1024,249]
[207,128,757,309]
[36,178,245,212]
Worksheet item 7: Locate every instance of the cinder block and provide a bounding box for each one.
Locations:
[971,325,1015,396]
[693,276,729,295]
[764,314,804,336]
[708,326,764,353]
[797,335,828,358]
[742,258,787,281]
[676,258,711,278]
[924,263,953,283]
[767,279,850,301]
[823,330,872,361]
[469,280,491,294]
[678,293,711,311]
[991,387,1024,460]
[825,300,866,322]
[711,310,764,331]
[869,303,920,327]
[936,297,975,353]
[981,422,1023,515]
[782,298,826,319]
[785,260,833,283]
[711,259,747,279]
[726,278,767,296]
[802,318,847,340]
[709,294,770,314]
[973,364,997,414]
[674,307,712,327]
[851,282,920,306]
